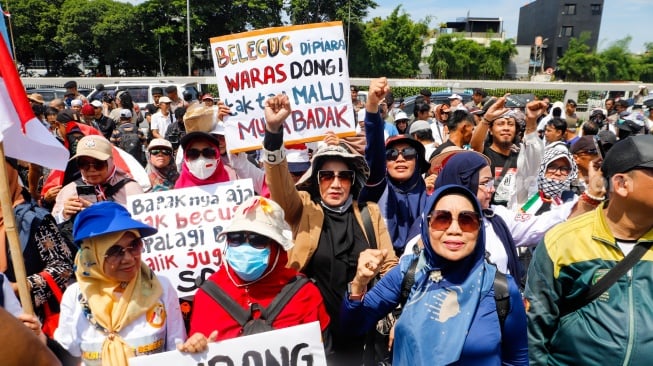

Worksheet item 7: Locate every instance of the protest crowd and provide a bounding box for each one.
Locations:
[4,59,653,366]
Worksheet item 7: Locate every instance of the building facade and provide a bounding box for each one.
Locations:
[517,0,604,72]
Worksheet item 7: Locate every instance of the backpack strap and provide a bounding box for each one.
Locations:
[359,202,377,250]
[493,270,510,331]
[399,243,420,308]
[200,280,251,327]
[0,274,4,308]
[261,275,310,325]
[103,178,135,200]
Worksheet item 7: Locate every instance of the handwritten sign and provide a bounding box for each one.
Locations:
[127,179,254,297]
[129,322,326,366]
[210,22,355,153]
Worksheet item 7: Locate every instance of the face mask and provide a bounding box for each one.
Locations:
[226,244,270,282]
[186,157,217,179]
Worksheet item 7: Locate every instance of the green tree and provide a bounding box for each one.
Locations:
[483,39,517,79]
[361,6,428,77]
[638,43,653,83]
[8,0,67,75]
[429,34,456,78]
[287,0,376,24]
[556,32,606,81]
[599,36,639,81]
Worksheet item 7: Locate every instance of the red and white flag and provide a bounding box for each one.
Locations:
[0,28,69,170]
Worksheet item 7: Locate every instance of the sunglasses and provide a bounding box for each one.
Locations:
[104,239,143,264]
[78,159,108,171]
[150,149,172,156]
[317,170,355,184]
[186,147,217,160]
[385,147,418,161]
[226,232,271,249]
[428,210,481,232]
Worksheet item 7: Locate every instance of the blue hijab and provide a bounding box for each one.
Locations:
[435,151,523,283]
[393,185,495,365]
[382,138,428,253]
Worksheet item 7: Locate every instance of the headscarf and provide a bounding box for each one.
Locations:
[75,229,162,366]
[435,151,523,282]
[537,148,578,199]
[393,185,495,365]
[383,137,429,252]
[0,161,26,272]
[174,142,230,188]
[145,151,179,192]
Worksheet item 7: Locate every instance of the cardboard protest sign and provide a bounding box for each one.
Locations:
[129,322,326,366]
[210,21,355,153]
[127,179,254,297]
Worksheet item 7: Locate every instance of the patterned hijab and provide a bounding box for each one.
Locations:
[145,150,179,191]
[537,148,578,199]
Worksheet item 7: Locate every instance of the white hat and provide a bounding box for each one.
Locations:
[147,138,173,151]
[90,100,103,108]
[70,135,113,161]
[394,111,409,121]
[448,93,463,101]
[220,196,294,251]
[120,109,132,118]
[71,99,83,107]
[159,96,172,104]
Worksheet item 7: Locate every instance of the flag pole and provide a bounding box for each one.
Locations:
[0,142,33,314]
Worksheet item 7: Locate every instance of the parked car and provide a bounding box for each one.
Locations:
[401,92,473,117]
[86,80,200,109]
[25,87,93,104]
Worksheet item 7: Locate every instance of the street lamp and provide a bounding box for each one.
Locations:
[186,0,191,76]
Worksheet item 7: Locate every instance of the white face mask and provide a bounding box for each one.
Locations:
[186,157,218,179]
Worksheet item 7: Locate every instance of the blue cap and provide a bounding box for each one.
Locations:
[73,202,157,244]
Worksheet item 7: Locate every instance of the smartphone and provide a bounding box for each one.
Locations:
[592,136,606,159]
[76,185,97,203]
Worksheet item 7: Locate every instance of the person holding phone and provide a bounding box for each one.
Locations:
[52,135,143,225]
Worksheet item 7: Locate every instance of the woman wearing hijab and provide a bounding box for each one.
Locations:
[341,185,528,365]
[183,196,330,344]
[263,93,398,364]
[145,138,179,192]
[174,130,237,188]
[359,78,430,256]
[54,202,209,366]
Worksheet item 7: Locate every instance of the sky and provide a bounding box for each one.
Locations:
[366,0,650,54]
[121,0,650,53]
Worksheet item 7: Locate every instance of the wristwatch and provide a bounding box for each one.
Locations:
[347,281,366,301]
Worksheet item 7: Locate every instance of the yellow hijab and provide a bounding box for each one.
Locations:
[75,229,163,366]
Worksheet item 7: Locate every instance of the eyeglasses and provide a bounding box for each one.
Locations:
[546,164,572,175]
[318,170,354,184]
[186,147,217,160]
[385,147,418,161]
[104,239,143,264]
[428,210,481,232]
[226,232,271,249]
[150,149,172,156]
[479,179,495,191]
[78,159,108,171]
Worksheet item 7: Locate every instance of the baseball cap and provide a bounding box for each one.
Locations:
[73,201,157,244]
[219,196,294,251]
[90,100,103,108]
[159,96,172,104]
[448,93,463,101]
[71,135,113,161]
[602,135,653,178]
[81,104,95,116]
[394,111,409,122]
[148,138,173,151]
[597,130,617,148]
[120,109,132,119]
[71,99,83,107]
[570,136,597,155]
[409,120,431,134]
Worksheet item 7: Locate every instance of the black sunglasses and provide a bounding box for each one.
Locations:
[186,147,217,160]
[317,170,355,184]
[226,232,271,249]
[150,149,172,156]
[78,159,108,170]
[385,147,418,161]
[428,210,480,232]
